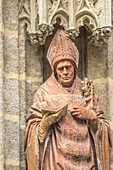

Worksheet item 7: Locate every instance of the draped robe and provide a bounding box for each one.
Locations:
[24,74,112,170]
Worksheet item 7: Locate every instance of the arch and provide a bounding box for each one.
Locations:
[49,7,69,27]
[51,10,69,29]
[76,14,97,32]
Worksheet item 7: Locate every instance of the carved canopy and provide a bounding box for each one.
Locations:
[19,0,112,46]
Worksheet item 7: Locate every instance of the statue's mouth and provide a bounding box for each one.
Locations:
[62,76,71,80]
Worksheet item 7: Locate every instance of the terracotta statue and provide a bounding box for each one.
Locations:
[24,30,112,170]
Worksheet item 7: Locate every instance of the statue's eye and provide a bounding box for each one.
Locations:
[66,66,71,70]
[58,67,63,71]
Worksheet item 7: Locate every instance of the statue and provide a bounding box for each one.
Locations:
[24,30,112,170]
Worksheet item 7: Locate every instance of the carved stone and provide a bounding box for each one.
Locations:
[19,0,112,45]
[66,29,80,41]
[89,26,112,45]
[29,24,54,45]
[24,30,112,170]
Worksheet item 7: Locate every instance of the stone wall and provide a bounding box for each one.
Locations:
[108,30,113,168]
[1,0,20,169]
[0,0,4,169]
[0,1,44,169]
[0,1,113,170]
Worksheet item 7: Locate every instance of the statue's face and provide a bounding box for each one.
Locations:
[56,60,75,87]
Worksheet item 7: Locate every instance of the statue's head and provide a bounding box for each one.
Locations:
[55,60,75,87]
[47,30,79,87]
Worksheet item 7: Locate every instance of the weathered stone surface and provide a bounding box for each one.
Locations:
[4,165,20,170]
[26,81,41,117]
[0,34,4,68]
[3,0,18,31]
[4,119,19,160]
[87,43,108,79]
[43,50,52,82]
[108,31,113,169]
[25,40,43,78]
[3,36,18,73]
[93,82,109,117]
[3,79,19,115]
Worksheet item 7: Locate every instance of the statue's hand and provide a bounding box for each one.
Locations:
[42,108,66,126]
[71,106,97,120]
[38,103,68,143]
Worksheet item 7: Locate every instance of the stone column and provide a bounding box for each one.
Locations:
[3,0,20,169]
[30,0,36,32]
[68,0,75,28]
[0,0,4,169]
[18,25,44,170]
[38,0,47,23]
[18,23,26,170]
[107,29,113,169]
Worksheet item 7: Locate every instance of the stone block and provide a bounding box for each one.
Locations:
[93,81,109,118]
[25,40,43,78]
[4,165,20,170]
[3,78,19,115]
[26,81,40,118]
[108,34,113,79]
[19,80,26,114]
[87,43,108,79]
[4,119,19,160]
[18,39,25,75]
[4,36,18,73]
[19,128,25,162]
[0,33,3,68]
[3,0,18,31]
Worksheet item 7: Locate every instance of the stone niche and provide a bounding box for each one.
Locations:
[19,0,113,169]
[0,0,113,170]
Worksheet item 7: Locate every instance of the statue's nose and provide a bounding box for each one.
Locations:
[63,67,68,75]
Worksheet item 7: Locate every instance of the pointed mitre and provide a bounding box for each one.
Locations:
[47,30,79,71]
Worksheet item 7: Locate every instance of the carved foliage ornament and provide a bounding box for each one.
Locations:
[89,26,112,46]
[29,24,54,45]
[19,0,112,45]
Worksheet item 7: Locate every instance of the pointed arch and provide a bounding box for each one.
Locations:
[50,9,69,29]
[76,14,97,32]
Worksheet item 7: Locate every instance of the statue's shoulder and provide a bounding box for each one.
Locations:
[41,75,55,89]
[36,75,56,95]
[76,76,82,88]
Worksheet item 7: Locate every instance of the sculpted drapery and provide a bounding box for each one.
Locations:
[24,30,112,170]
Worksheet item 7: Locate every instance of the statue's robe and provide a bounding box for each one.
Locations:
[24,74,112,170]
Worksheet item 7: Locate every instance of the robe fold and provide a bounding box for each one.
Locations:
[24,74,112,170]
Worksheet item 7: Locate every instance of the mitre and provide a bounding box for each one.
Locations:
[47,29,79,71]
